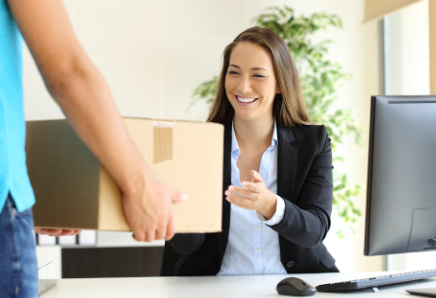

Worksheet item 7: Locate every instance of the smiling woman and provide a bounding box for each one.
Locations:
[208,27,311,127]
[226,42,278,121]
[161,27,338,276]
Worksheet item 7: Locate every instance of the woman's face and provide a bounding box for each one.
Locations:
[225,41,280,123]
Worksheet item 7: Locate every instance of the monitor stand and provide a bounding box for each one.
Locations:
[406,288,436,297]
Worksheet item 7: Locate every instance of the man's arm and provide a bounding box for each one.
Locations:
[7,0,186,242]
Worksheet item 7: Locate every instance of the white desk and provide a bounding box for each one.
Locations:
[42,272,436,297]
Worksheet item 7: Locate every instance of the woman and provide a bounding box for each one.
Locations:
[161,26,338,276]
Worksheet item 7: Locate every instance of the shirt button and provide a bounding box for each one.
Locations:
[287,260,295,268]
[255,249,260,253]
[254,226,259,230]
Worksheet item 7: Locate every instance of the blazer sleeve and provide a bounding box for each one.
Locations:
[168,233,206,255]
[270,127,333,248]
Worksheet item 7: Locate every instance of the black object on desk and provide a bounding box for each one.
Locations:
[365,96,436,257]
[276,277,316,296]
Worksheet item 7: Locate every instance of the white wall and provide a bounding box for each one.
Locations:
[24,0,383,273]
[385,0,430,95]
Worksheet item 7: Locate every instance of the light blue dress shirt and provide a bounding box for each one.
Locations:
[0,0,35,212]
[218,120,287,275]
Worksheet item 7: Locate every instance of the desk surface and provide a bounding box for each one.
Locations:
[43,272,436,297]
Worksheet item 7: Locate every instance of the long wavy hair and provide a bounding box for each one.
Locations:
[207,26,311,127]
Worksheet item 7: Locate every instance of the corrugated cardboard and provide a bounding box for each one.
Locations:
[25,118,223,232]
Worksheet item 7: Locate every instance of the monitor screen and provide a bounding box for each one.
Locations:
[364,96,436,256]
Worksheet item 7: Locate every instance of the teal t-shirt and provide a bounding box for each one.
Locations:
[0,0,35,212]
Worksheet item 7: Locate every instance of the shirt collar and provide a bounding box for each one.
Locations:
[231,119,278,153]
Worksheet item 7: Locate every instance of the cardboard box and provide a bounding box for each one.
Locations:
[26,118,223,232]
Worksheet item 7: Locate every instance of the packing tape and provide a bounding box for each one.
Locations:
[153,121,173,163]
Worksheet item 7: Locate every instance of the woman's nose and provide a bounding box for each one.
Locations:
[236,76,252,94]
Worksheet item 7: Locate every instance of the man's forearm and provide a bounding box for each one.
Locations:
[9,0,184,242]
[45,64,148,196]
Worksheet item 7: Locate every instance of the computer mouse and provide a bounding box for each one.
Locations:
[276,277,317,296]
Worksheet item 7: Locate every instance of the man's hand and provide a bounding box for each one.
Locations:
[122,171,187,243]
[225,170,277,219]
[34,227,81,236]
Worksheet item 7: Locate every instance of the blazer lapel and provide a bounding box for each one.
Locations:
[217,120,232,261]
[277,124,298,201]
[277,124,298,251]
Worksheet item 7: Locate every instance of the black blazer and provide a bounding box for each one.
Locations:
[161,120,339,276]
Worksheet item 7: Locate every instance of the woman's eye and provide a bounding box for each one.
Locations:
[253,74,266,78]
[228,71,239,75]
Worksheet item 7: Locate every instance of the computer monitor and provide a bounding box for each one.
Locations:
[365,95,436,256]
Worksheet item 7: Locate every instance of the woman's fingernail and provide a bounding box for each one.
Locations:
[242,182,248,187]
[181,194,188,200]
[225,191,230,196]
[229,186,235,191]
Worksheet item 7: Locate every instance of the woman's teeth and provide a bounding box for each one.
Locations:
[236,96,258,103]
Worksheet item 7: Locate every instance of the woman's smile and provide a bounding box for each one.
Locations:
[235,95,259,106]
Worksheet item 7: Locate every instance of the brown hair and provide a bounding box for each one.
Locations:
[207,26,311,127]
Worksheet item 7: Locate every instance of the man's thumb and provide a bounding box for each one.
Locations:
[169,186,187,202]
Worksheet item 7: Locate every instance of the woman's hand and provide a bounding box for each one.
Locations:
[225,170,277,219]
[34,228,81,236]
